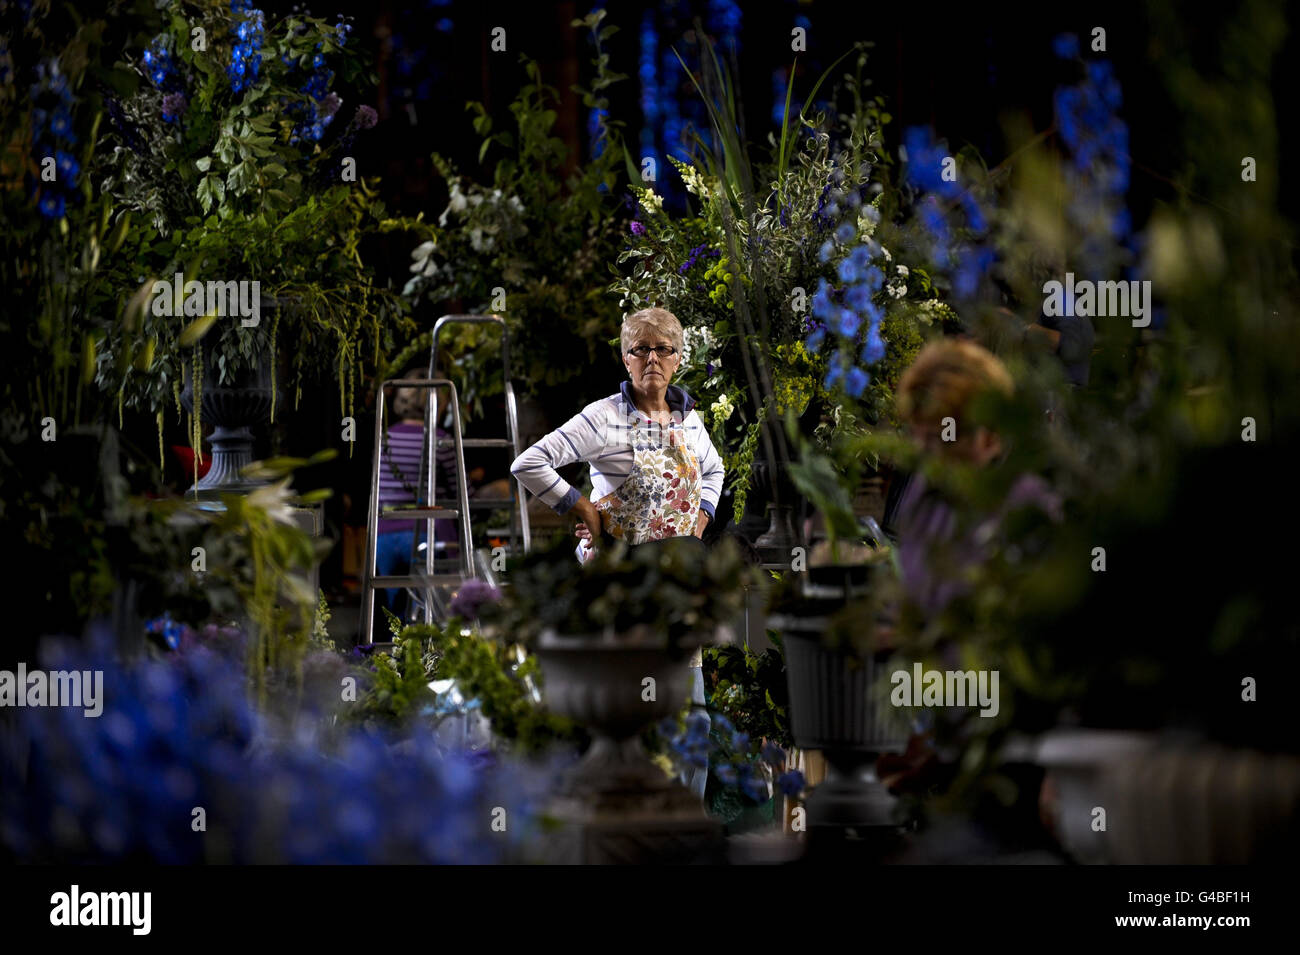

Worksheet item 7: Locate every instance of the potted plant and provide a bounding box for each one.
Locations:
[478,533,757,863]
[90,2,414,496]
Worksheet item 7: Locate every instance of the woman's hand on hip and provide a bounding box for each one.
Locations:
[572,499,602,545]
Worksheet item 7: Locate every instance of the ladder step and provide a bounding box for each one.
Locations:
[436,438,514,448]
[430,497,514,509]
[380,507,459,520]
[370,574,468,587]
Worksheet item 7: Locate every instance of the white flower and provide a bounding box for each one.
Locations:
[679,163,707,197]
[246,479,298,527]
[887,282,907,299]
[710,393,735,423]
[880,245,893,262]
[896,264,909,277]
[638,188,664,214]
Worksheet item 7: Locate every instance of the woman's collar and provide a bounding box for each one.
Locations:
[620,380,696,418]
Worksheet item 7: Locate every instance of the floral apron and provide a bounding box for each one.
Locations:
[595,413,702,544]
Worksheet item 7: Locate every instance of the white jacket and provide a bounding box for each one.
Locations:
[510,381,725,560]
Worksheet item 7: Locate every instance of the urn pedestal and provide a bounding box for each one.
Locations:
[772,567,910,856]
[534,629,722,864]
[178,335,280,506]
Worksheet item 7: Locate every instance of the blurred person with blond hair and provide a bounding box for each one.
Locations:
[893,338,1060,617]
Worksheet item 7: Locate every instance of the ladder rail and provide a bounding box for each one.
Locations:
[360,377,474,643]
[428,314,532,557]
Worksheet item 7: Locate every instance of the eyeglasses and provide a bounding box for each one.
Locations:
[626,345,678,359]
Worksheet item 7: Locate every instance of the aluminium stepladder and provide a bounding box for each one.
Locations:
[357,314,532,643]
[428,315,532,573]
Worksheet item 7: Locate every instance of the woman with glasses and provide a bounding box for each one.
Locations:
[509,306,724,555]
[509,306,725,799]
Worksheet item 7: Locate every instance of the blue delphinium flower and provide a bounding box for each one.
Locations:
[761,741,785,766]
[737,763,769,802]
[834,221,855,244]
[1053,33,1079,59]
[804,326,826,354]
[902,126,960,200]
[834,308,861,338]
[54,150,78,185]
[715,764,738,786]
[37,193,66,219]
[777,769,805,797]
[228,5,265,94]
[861,326,887,365]
[685,711,710,740]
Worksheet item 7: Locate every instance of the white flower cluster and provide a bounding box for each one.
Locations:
[681,324,716,368]
[670,157,709,198]
[887,262,910,299]
[409,240,438,280]
[857,201,882,238]
[710,392,736,423]
[438,183,527,253]
[635,186,664,214]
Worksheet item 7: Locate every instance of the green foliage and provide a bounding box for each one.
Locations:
[433,622,580,754]
[344,627,441,729]
[703,644,792,749]
[480,533,758,656]
[89,1,419,424]
[401,10,629,416]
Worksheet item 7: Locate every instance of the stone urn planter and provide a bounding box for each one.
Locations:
[178,319,282,505]
[770,564,910,837]
[534,625,722,864]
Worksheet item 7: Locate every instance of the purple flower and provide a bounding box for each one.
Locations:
[629,220,646,236]
[161,92,187,123]
[354,105,378,129]
[448,579,502,620]
[318,92,341,119]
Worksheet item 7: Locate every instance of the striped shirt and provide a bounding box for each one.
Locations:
[377,422,462,536]
[510,381,724,521]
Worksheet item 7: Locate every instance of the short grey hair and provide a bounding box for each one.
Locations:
[620,307,684,356]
